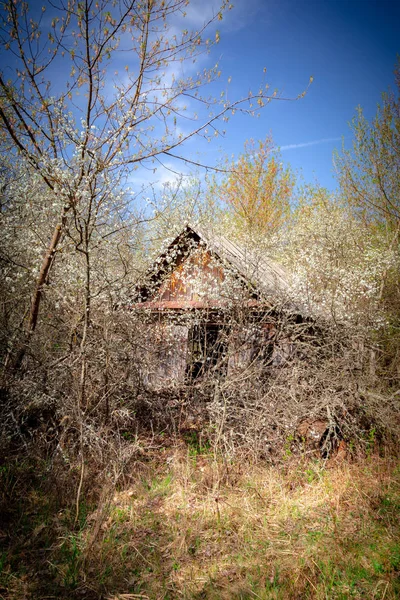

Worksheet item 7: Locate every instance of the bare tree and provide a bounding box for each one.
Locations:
[0,0,309,367]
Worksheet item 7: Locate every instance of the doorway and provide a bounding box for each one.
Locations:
[186,323,228,380]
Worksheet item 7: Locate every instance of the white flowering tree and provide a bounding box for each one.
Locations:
[335,65,400,382]
[0,0,309,374]
[0,156,139,370]
[283,186,399,329]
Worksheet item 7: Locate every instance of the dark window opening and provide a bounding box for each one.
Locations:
[249,323,275,365]
[186,323,228,380]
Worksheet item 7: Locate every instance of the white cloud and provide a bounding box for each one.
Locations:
[182,0,223,27]
[174,0,265,34]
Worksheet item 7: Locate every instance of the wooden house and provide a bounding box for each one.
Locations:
[132,225,298,388]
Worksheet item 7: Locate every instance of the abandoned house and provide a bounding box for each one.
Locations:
[132,224,301,388]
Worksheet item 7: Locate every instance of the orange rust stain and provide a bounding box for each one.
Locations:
[159,250,225,302]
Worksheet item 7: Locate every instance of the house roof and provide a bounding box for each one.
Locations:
[135,224,291,306]
[193,224,290,298]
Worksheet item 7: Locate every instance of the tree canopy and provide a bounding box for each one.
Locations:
[215,137,294,237]
[336,60,400,231]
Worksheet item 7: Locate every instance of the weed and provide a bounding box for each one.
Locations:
[366,427,377,457]
[59,533,83,589]
[112,506,130,523]
[283,433,294,459]
[184,430,211,456]
[389,543,400,571]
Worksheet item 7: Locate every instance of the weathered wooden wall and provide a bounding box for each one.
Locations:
[142,323,188,388]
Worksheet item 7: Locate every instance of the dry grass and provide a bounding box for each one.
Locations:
[1,447,399,599]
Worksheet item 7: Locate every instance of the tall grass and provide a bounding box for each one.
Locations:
[1,448,399,599]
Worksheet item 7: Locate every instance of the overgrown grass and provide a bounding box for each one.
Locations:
[1,447,399,599]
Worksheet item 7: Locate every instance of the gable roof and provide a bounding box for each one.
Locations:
[135,224,290,306]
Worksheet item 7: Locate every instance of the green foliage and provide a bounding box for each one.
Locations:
[213,136,294,238]
[336,59,400,230]
[59,533,83,589]
[283,433,294,459]
[184,430,212,457]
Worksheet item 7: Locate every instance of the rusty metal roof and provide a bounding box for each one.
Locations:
[135,224,291,306]
[191,224,290,298]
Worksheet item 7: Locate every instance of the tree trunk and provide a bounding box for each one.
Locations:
[9,207,68,372]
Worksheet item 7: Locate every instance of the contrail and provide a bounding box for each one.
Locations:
[280,137,342,151]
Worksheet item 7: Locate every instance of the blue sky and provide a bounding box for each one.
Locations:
[189,0,400,191]
[1,0,398,195]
